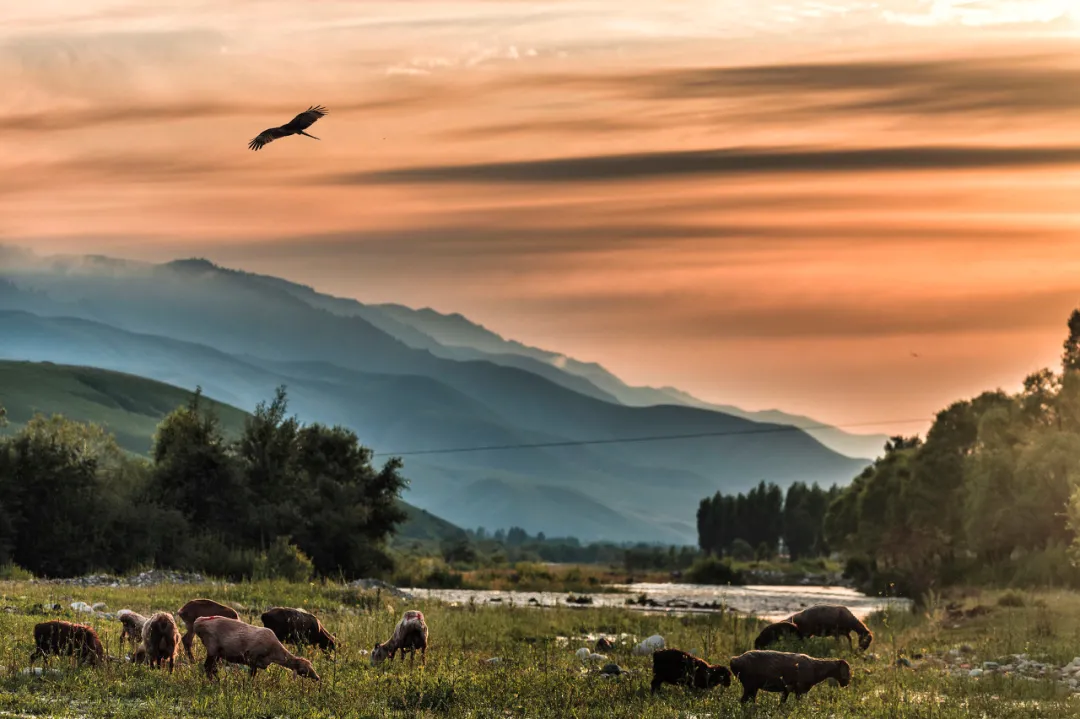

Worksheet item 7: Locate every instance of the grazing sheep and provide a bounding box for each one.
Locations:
[633,634,666,656]
[260,607,336,654]
[754,620,805,649]
[192,616,320,681]
[117,610,150,651]
[729,649,851,704]
[178,599,240,661]
[371,610,428,665]
[650,648,732,695]
[30,620,104,667]
[142,612,181,673]
[786,604,874,651]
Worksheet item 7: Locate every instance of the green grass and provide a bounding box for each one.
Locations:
[0,581,1078,717]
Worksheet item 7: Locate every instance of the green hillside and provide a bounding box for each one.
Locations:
[0,360,464,544]
[0,360,249,454]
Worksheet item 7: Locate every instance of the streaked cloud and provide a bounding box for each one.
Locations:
[343,145,1080,185]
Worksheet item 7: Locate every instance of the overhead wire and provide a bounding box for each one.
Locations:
[372,417,929,457]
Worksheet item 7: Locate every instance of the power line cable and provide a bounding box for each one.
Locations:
[372,417,930,458]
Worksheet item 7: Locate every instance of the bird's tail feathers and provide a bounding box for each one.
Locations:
[300,131,320,140]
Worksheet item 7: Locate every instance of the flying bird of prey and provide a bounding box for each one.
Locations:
[248,105,328,151]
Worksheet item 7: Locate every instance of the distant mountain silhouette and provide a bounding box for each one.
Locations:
[0,249,872,542]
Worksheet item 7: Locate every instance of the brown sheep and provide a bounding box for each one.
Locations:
[117,610,150,651]
[193,615,320,681]
[371,610,428,665]
[178,599,240,661]
[142,612,182,673]
[650,648,732,695]
[260,607,336,654]
[754,620,805,649]
[729,649,851,704]
[30,620,104,667]
[786,604,873,651]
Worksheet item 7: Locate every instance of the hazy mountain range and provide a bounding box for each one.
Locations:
[0,246,876,544]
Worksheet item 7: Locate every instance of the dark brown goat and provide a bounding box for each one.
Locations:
[178,599,240,661]
[729,649,851,704]
[261,607,336,654]
[754,620,805,649]
[786,604,873,651]
[30,620,104,667]
[650,648,732,695]
[143,612,181,673]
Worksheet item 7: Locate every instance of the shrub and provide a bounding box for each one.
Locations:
[0,563,33,581]
[254,537,314,583]
[998,590,1026,608]
[685,556,745,585]
[729,539,754,562]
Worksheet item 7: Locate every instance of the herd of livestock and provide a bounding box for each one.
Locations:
[25,597,872,705]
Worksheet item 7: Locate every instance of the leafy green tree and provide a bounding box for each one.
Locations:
[151,387,247,541]
[0,415,119,576]
[237,385,299,549]
[1063,308,1080,372]
[290,423,408,578]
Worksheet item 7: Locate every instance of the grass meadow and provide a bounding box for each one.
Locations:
[0,580,1077,718]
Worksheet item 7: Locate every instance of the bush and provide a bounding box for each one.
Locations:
[685,556,745,585]
[0,563,33,581]
[254,537,314,583]
[729,539,754,562]
[998,590,1026,608]
[179,535,260,580]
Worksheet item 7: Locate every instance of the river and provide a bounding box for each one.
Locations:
[402,582,911,621]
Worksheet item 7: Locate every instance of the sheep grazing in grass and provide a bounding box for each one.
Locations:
[140,612,181,673]
[729,649,851,704]
[117,610,149,651]
[260,607,337,654]
[754,620,804,649]
[650,648,732,695]
[372,610,428,665]
[30,620,104,667]
[786,604,874,651]
[178,599,240,661]
[192,616,320,681]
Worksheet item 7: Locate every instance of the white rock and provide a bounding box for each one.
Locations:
[588,653,608,662]
[576,647,591,660]
[969,668,983,678]
[70,601,93,614]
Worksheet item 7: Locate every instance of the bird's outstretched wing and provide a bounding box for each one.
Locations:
[283,105,328,133]
[248,126,292,151]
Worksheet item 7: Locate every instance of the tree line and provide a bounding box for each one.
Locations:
[695,310,1080,598]
[0,387,407,580]
[823,313,1080,595]
[696,480,840,560]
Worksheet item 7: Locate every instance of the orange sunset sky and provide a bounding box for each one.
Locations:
[3,0,1080,436]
